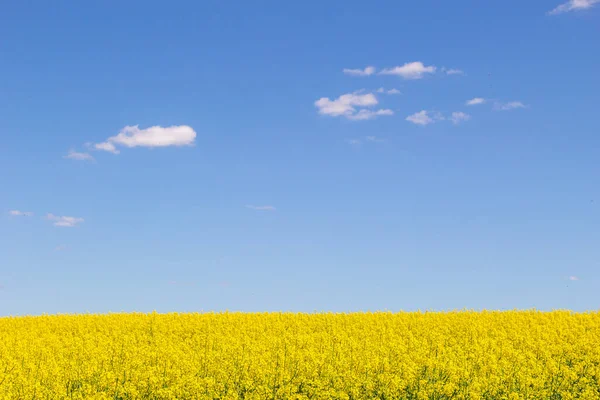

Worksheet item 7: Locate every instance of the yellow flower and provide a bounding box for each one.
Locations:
[1,311,599,399]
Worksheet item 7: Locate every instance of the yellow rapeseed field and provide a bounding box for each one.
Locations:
[1,311,600,399]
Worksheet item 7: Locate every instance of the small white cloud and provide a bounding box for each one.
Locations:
[380,62,436,80]
[349,136,385,145]
[64,150,95,161]
[466,97,486,106]
[46,213,84,228]
[315,92,392,121]
[95,125,196,154]
[548,0,599,14]
[343,66,376,76]
[406,111,432,125]
[94,141,119,154]
[246,205,276,211]
[54,245,68,251]
[9,210,34,217]
[569,276,579,281]
[451,112,471,124]
[315,92,377,117]
[406,110,443,126]
[444,68,465,75]
[376,88,401,94]
[347,108,394,121]
[494,101,527,111]
[442,67,464,75]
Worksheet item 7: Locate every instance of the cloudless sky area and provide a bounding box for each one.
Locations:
[1,0,599,315]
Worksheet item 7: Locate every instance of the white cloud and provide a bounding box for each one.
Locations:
[569,276,579,281]
[548,0,599,14]
[95,125,197,154]
[406,111,432,125]
[494,101,527,111]
[9,210,33,217]
[376,87,401,94]
[94,141,119,154]
[315,92,392,121]
[406,110,443,126]
[64,150,95,161]
[451,112,471,124]
[348,136,386,145]
[246,205,276,211]
[343,66,376,76]
[347,108,394,121]
[380,62,436,79]
[315,92,377,117]
[46,213,84,228]
[54,245,68,251]
[466,97,486,106]
[445,68,464,75]
[442,67,464,75]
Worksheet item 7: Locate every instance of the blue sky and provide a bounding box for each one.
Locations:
[1,0,599,315]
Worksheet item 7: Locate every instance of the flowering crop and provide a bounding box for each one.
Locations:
[1,311,600,399]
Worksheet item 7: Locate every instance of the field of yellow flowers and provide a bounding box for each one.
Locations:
[1,311,600,399]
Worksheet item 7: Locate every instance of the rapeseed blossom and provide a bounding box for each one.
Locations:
[1,311,599,399]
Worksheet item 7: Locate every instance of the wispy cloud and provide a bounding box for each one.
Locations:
[94,142,119,154]
[569,276,580,281]
[548,0,599,14]
[315,92,393,121]
[94,125,197,154]
[9,210,34,217]
[466,97,486,106]
[494,101,527,111]
[346,136,386,146]
[46,213,84,228]
[451,112,471,124]
[380,62,436,80]
[442,67,464,75]
[54,245,68,251]
[406,110,443,126]
[347,109,394,121]
[343,66,376,76]
[64,150,95,161]
[376,87,401,95]
[246,205,276,211]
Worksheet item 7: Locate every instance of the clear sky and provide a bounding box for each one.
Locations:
[1,0,599,315]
